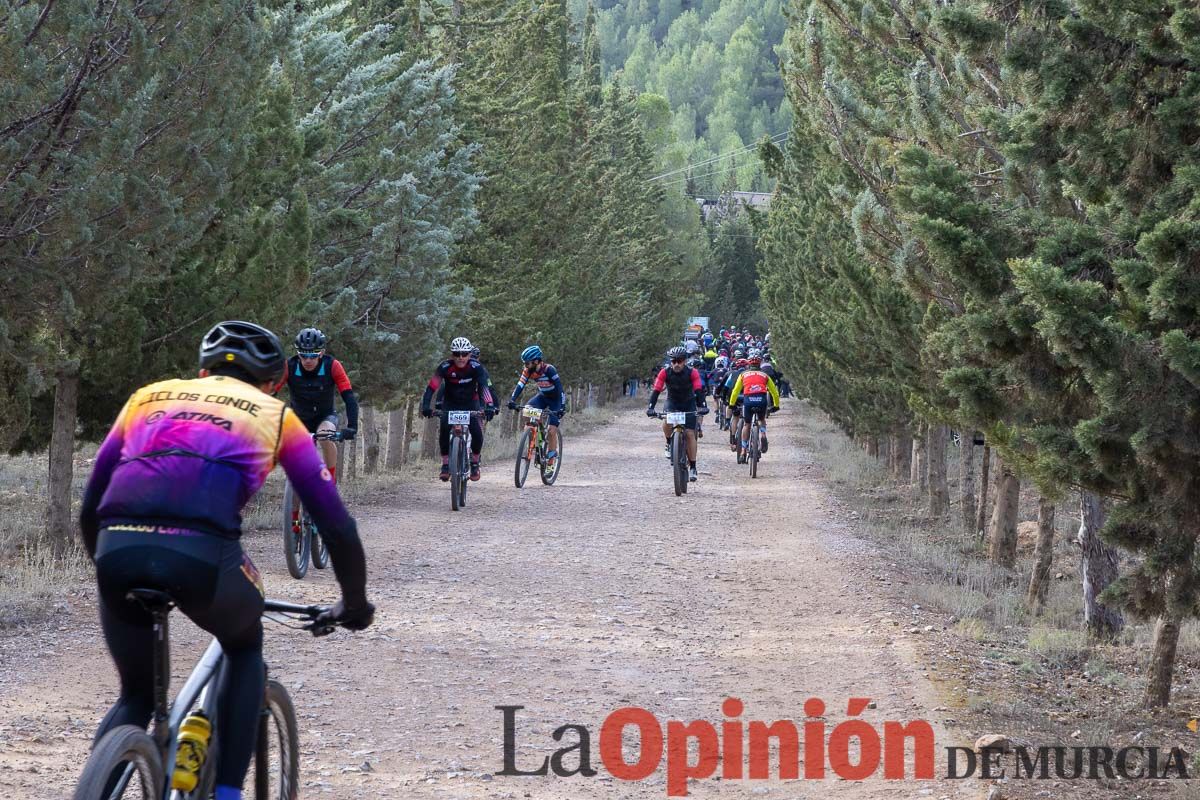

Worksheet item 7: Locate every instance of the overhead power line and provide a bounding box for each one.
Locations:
[646,132,789,183]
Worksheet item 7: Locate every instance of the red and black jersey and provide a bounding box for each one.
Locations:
[286,355,353,423]
[422,359,494,412]
[650,366,705,411]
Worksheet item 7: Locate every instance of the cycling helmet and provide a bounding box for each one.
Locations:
[684,339,700,355]
[521,345,543,362]
[666,345,688,361]
[688,357,703,369]
[748,356,762,367]
[200,321,286,383]
[471,346,481,359]
[733,348,746,359]
[294,327,326,352]
[715,356,728,369]
[450,336,473,354]
[702,332,714,346]
[734,358,749,369]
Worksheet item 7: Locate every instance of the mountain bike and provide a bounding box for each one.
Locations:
[281,430,342,579]
[447,410,483,511]
[653,411,692,497]
[72,590,349,800]
[514,406,564,488]
[743,405,774,478]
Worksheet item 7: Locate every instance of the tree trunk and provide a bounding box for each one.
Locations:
[878,436,891,466]
[911,426,926,489]
[336,437,347,480]
[959,430,977,537]
[928,425,949,516]
[1078,491,1124,639]
[865,436,879,458]
[346,436,358,479]
[421,415,438,460]
[987,460,1020,568]
[892,429,912,481]
[363,406,380,474]
[385,406,406,470]
[975,444,991,540]
[1144,613,1180,708]
[46,367,80,553]
[1026,499,1056,612]
[401,398,415,466]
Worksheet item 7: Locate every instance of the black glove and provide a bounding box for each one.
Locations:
[340,427,357,441]
[319,599,375,631]
[646,406,657,417]
[507,400,518,410]
[770,406,780,414]
[485,408,495,422]
[697,406,709,416]
[420,408,433,419]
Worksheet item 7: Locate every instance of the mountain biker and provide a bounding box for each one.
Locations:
[421,336,496,482]
[710,355,731,412]
[728,354,780,455]
[285,327,359,478]
[78,321,373,800]
[507,345,565,468]
[646,345,709,482]
[724,357,750,450]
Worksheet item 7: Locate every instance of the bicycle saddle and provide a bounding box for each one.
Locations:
[126,588,175,608]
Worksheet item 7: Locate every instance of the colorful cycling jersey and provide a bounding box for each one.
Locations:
[724,368,746,394]
[728,369,780,406]
[510,363,564,405]
[650,366,706,411]
[702,349,718,370]
[286,355,353,422]
[422,358,495,413]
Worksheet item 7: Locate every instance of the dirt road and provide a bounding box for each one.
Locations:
[1,403,986,799]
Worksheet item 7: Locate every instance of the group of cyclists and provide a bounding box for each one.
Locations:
[645,324,783,482]
[74,316,781,798]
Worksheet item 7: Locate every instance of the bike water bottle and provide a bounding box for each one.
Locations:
[172,711,212,791]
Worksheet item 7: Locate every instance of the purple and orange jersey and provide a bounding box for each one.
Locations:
[81,375,352,544]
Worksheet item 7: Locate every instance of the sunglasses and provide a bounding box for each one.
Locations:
[671,357,686,364]
[297,352,321,359]
[452,351,471,357]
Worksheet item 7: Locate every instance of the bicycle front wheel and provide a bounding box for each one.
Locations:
[251,679,300,800]
[71,725,163,800]
[514,429,532,488]
[281,482,309,580]
[540,428,562,486]
[672,430,687,497]
[450,437,464,511]
[750,425,760,478]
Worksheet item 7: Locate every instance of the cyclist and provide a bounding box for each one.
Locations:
[710,355,731,415]
[78,321,373,800]
[506,345,565,467]
[285,327,359,478]
[728,354,780,455]
[724,356,750,450]
[421,336,496,482]
[646,345,709,482]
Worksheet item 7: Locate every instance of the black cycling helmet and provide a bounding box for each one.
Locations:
[200,321,286,383]
[294,327,327,352]
[666,345,688,361]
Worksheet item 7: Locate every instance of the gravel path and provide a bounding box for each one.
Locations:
[0,404,986,799]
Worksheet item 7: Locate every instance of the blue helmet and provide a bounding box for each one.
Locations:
[702,332,714,346]
[521,345,543,362]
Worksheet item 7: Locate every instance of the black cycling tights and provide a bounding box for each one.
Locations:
[94,529,265,789]
[439,411,484,456]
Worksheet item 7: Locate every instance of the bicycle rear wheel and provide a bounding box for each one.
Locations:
[281,482,309,579]
[750,424,760,478]
[540,428,562,486]
[309,511,329,570]
[672,430,687,496]
[251,679,300,800]
[450,437,464,511]
[71,725,163,800]
[514,429,532,488]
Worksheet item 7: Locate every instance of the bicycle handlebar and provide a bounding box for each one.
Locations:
[263,598,339,637]
[312,430,344,442]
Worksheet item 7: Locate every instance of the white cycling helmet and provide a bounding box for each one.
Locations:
[450,336,473,354]
[748,347,762,359]
[684,339,700,355]
[715,355,728,368]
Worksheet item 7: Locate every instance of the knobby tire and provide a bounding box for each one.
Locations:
[281,482,309,579]
[515,429,532,488]
[540,427,562,486]
[252,680,300,800]
[71,724,163,800]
